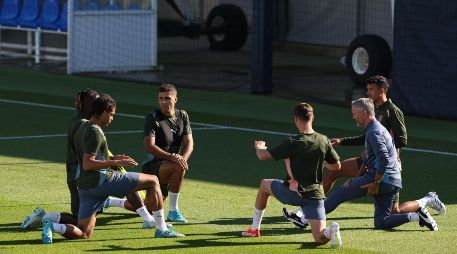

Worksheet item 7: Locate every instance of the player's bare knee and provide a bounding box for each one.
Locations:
[80,230,93,240]
[140,175,159,191]
[312,233,328,244]
[171,168,185,180]
[175,165,186,175]
[147,174,159,184]
[259,179,266,187]
[139,173,158,185]
[259,179,270,190]
[314,238,327,244]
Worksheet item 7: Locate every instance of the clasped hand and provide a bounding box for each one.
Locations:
[171,153,189,170]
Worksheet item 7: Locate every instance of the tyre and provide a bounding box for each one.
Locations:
[345,34,392,85]
[206,4,248,51]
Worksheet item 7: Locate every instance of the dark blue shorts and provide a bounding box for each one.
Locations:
[78,172,139,220]
[270,179,326,220]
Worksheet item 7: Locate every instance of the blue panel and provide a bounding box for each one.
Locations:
[40,0,60,30]
[18,0,41,28]
[392,1,457,119]
[106,3,121,10]
[0,0,21,26]
[84,1,100,11]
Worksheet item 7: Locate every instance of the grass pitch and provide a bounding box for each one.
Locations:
[0,67,456,253]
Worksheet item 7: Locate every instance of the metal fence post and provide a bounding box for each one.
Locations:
[251,0,273,94]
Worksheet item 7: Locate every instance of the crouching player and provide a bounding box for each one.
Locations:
[241,103,343,248]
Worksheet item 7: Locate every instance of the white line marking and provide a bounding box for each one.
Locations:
[402,147,457,157]
[0,134,67,140]
[0,127,223,141]
[0,98,74,111]
[1,98,456,157]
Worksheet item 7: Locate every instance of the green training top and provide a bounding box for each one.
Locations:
[75,121,113,189]
[340,99,407,148]
[268,132,340,199]
[66,112,88,180]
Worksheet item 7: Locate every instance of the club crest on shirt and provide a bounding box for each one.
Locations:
[377,115,384,122]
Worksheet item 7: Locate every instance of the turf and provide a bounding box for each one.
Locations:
[0,67,456,253]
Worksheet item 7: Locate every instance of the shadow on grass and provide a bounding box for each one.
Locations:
[0,239,42,245]
[0,202,73,208]
[385,228,436,233]
[212,227,305,237]
[0,223,27,233]
[207,216,289,226]
[85,237,330,252]
[3,212,143,235]
[95,212,138,227]
[0,161,59,166]
[327,216,373,220]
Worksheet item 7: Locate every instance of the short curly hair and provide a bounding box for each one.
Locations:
[90,94,116,118]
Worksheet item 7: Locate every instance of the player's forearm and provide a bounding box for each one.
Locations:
[256,148,272,160]
[339,135,365,146]
[391,110,407,148]
[146,144,174,160]
[181,142,193,161]
[82,157,117,171]
[285,159,293,178]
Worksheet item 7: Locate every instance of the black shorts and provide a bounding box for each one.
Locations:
[356,157,363,168]
[141,160,163,176]
[141,160,169,198]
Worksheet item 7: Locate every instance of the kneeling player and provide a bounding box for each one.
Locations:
[242,103,342,248]
[41,94,184,244]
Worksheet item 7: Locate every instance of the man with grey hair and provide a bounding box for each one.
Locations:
[284,76,445,228]
[352,97,374,114]
[290,98,439,231]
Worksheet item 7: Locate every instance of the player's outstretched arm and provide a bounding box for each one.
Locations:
[82,153,138,171]
[254,140,272,161]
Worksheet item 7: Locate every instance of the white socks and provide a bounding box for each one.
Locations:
[153,209,168,232]
[168,192,180,212]
[108,198,127,208]
[408,212,420,222]
[251,208,265,230]
[136,206,154,223]
[53,223,67,235]
[42,213,61,223]
[294,207,304,214]
[415,198,427,208]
